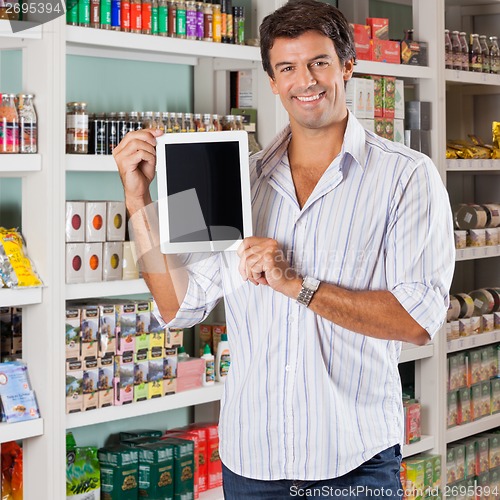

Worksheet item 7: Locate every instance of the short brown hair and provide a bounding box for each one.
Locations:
[259,0,356,78]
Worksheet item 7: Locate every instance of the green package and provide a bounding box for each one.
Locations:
[66,445,100,499]
[138,441,175,499]
[161,437,195,500]
[98,445,139,500]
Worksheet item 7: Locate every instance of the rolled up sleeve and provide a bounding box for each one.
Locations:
[386,157,455,339]
[153,252,223,329]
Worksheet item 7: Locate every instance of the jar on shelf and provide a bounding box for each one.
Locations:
[106,112,118,154]
[233,5,244,45]
[195,1,204,40]
[170,112,180,132]
[66,102,88,154]
[225,0,233,44]
[223,114,236,130]
[142,0,152,34]
[203,113,215,131]
[186,0,197,40]
[0,94,19,154]
[167,0,177,36]
[193,113,202,131]
[117,111,128,143]
[234,115,244,131]
[202,0,213,42]
[17,94,37,154]
[142,111,155,129]
[154,111,164,131]
[130,0,142,33]
[176,0,186,39]
[212,0,221,43]
[91,113,107,154]
[158,0,168,35]
[161,111,171,132]
[212,114,222,131]
[184,112,196,132]
[490,36,500,74]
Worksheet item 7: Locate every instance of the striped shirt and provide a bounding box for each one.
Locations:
[165,112,455,480]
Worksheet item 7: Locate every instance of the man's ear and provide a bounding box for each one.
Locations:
[269,76,279,95]
[343,58,355,82]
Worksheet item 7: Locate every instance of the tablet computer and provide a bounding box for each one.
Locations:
[156,130,252,254]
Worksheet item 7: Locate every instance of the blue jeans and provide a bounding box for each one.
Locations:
[222,445,403,499]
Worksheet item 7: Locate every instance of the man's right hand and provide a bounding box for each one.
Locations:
[113,128,164,215]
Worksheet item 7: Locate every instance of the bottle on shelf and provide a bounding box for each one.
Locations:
[167,0,177,36]
[459,31,469,71]
[203,113,215,131]
[177,345,189,361]
[66,102,88,154]
[184,112,196,132]
[130,0,142,33]
[117,111,128,143]
[226,0,233,43]
[233,6,245,45]
[142,0,153,34]
[170,112,181,132]
[111,0,121,30]
[121,0,131,32]
[128,111,139,132]
[201,344,215,387]
[90,113,107,154]
[215,333,230,382]
[469,33,483,72]
[490,36,500,74]
[151,0,159,35]
[445,29,453,69]
[78,0,91,27]
[90,0,101,28]
[195,0,204,41]
[100,0,111,29]
[107,112,118,153]
[17,94,37,154]
[451,30,462,71]
[142,111,155,129]
[162,111,171,132]
[479,35,490,73]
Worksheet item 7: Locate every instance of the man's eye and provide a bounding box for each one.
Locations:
[313,61,328,67]
[281,66,293,72]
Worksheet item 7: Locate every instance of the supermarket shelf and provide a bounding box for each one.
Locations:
[66,26,260,64]
[399,343,434,364]
[447,330,500,354]
[455,246,500,261]
[66,383,224,429]
[0,154,42,174]
[446,414,500,443]
[200,487,224,500]
[0,418,43,443]
[65,279,149,300]
[355,60,433,79]
[402,435,435,458]
[0,20,42,39]
[445,68,500,86]
[446,159,500,172]
[66,155,117,172]
[0,287,43,307]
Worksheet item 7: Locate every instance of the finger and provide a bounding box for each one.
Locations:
[238,249,249,281]
[116,129,163,152]
[237,238,251,257]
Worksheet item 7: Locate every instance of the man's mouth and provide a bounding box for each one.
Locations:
[294,92,325,102]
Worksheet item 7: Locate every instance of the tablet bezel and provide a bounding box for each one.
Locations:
[156,130,252,254]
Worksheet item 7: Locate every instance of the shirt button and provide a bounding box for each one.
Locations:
[285,365,291,372]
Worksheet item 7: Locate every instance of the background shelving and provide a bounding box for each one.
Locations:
[446,414,500,443]
[0,287,42,307]
[0,419,44,443]
[65,279,149,300]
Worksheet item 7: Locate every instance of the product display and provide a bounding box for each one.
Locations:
[445,28,500,73]
[0,93,35,154]
[67,0,246,44]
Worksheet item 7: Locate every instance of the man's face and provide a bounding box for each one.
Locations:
[268,31,354,132]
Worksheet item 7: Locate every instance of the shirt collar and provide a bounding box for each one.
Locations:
[256,110,367,179]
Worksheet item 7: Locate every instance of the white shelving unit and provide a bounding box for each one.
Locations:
[0,418,44,443]
[455,246,500,261]
[200,487,224,500]
[1,0,498,496]
[447,330,500,354]
[66,383,224,429]
[0,19,42,39]
[66,279,149,300]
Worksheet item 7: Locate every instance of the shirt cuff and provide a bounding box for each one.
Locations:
[391,282,448,339]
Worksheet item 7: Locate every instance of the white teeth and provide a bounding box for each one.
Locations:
[296,94,322,102]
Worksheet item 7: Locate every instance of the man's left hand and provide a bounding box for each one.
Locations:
[237,237,301,298]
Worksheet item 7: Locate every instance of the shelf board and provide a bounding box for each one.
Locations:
[446,159,500,172]
[0,418,43,443]
[0,20,42,39]
[355,60,433,79]
[447,330,500,354]
[455,246,500,261]
[399,343,434,364]
[66,279,149,300]
[66,26,261,63]
[446,414,500,443]
[67,383,224,429]
[445,68,500,86]
[66,154,118,172]
[402,435,435,458]
[0,287,43,307]
[0,154,42,174]
[200,487,223,500]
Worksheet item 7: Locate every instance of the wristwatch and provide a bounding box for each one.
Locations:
[296,276,320,307]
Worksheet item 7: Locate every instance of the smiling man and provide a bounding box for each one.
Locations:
[114,1,454,498]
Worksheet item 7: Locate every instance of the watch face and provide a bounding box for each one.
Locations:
[303,276,319,291]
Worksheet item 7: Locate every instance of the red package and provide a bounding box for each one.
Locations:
[370,39,401,64]
[366,17,389,40]
[350,24,371,61]
[188,423,222,490]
